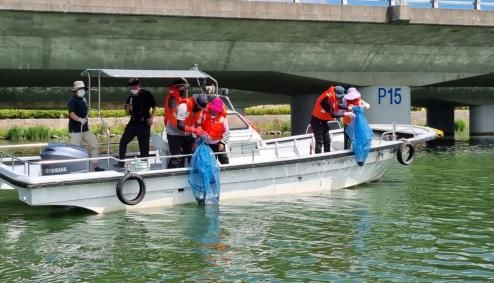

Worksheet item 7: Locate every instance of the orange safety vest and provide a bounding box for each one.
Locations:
[164,86,183,127]
[343,98,361,125]
[201,110,226,140]
[184,97,201,128]
[311,86,338,121]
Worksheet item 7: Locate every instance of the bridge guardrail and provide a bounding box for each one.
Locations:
[241,0,494,11]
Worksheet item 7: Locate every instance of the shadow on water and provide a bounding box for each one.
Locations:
[0,189,94,220]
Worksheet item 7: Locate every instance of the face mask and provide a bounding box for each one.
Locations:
[77,89,85,97]
[130,89,139,95]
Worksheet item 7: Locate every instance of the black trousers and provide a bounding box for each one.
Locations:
[310,117,331,154]
[119,121,150,161]
[208,143,229,165]
[167,134,194,168]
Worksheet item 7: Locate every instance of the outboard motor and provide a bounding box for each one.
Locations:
[41,143,89,176]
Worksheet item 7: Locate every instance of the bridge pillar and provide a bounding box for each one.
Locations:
[291,94,318,135]
[359,86,411,124]
[427,104,454,136]
[470,105,494,136]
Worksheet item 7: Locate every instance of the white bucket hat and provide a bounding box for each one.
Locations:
[72,81,87,91]
[344,87,361,101]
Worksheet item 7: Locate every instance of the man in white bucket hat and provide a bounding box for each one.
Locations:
[68,81,104,171]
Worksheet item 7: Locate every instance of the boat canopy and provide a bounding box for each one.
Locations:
[81,69,213,79]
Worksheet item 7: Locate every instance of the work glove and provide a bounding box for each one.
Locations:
[344,112,356,119]
[147,116,155,126]
[78,117,87,125]
[195,127,207,137]
[185,126,207,137]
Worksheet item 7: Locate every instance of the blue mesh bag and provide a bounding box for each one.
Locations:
[345,107,373,166]
[188,138,221,205]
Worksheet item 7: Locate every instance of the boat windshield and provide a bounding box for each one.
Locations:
[227,113,249,130]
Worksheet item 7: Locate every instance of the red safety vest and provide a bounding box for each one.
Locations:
[201,110,226,140]
[311,86,338,121]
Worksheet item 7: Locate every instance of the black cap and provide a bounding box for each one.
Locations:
[194,94,208,108]
[334,86,346,95]
[128,78,140,86]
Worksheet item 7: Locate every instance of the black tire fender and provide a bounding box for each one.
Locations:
[397,142,415,165]
[116,172,146,205]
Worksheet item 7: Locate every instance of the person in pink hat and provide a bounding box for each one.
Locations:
[342,87,370,149]
[197,97,230,164]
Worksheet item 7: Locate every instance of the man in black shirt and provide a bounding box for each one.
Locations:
[68,81,104,171]
[115,78,157,168]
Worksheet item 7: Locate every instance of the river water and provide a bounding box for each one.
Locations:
[0,138,493,282]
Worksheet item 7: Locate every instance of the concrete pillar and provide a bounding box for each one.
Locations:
[470,105,494,136]
[291,94,318,135]
[359,86,411,124]
[426,104,454,136]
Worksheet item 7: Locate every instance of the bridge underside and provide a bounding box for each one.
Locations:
[1,6,494,135]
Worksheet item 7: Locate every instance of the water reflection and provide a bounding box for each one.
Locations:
[0,140,493,281]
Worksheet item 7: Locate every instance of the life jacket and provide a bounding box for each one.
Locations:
[201,109,226,140]
[343,98,361,125]
[164,86,183,127]
[311,86,338,121]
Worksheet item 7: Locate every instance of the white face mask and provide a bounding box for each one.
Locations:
[77,89,85,97]
[130,89,139,95]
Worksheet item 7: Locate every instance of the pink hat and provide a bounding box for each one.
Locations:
[208,97,224,113]
[344,87,361,101]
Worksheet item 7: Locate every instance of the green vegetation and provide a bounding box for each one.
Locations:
[454,119,467,132]
[4,126,67,141]
[245,105,290,115]
[0,108,164,119]
[0,123,166,141]
[253,118,291,134]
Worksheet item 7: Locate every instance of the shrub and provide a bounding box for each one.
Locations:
[0,108,164,119]
[454,119,467,132]
[5,127,25,141]
[3,126,68,141]
[245,105,291,115]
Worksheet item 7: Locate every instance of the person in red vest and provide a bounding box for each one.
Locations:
[342,87,370,149]
[164,78,188,127]
[310,85,354,153]
[166,94,208,168]
[198,97,230,164]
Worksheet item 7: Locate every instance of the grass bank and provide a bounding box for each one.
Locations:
[0,108,165,119]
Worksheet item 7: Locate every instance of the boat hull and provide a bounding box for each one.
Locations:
[15,148,396,213]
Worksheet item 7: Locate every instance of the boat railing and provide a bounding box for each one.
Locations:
[0,136,312,177]
[379,124,418,144]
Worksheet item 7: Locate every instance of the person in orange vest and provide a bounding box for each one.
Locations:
[164,78,188,127]
[342,87,370,149]
[310,85,354,153]
[197,97,230,164]
[166,94,208,168]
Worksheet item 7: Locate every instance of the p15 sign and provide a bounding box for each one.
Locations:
[359,86,410,124]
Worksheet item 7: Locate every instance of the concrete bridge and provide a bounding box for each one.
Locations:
[1,0,494,135]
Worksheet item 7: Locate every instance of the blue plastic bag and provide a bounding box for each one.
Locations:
[345,107,373,166]
[188,138,221,204]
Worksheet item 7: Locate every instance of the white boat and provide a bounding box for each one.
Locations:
[0,69,440,213]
